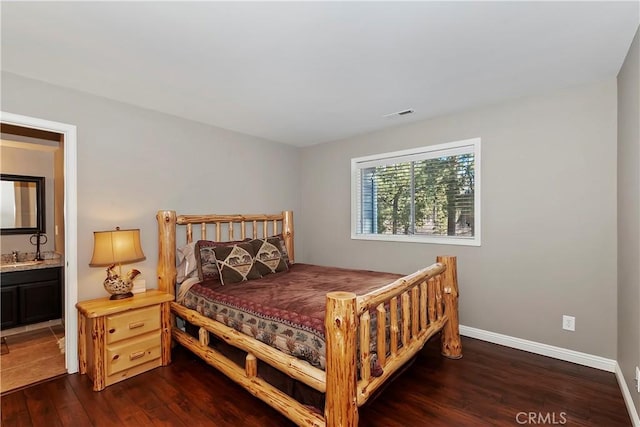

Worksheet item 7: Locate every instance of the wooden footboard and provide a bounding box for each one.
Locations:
[324,256,460,426]
[156,210,461,427]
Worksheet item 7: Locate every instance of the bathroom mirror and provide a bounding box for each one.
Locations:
[0,174,45,235]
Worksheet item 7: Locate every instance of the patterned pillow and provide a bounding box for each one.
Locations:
[212,242,262,285]
[250,238,289,276]
[195,239,251,281]
[269,234,292,266]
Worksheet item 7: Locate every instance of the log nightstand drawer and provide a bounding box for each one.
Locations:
[76,290,173,391]
[106,305,160,344]
[106,330,162,377]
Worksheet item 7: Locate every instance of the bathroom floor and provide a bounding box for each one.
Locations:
[0,325,66,394]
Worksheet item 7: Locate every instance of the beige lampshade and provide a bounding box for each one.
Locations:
[89,228,146,266]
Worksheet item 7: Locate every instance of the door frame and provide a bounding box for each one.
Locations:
[0,111,78,373]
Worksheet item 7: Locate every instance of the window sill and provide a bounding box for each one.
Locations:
[351,233,481,247]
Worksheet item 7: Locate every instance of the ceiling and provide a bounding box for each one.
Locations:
[2,2,638,147]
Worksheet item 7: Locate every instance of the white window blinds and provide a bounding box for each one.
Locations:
[351,138,481,246]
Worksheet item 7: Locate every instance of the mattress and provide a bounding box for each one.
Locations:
[180,263,403,371]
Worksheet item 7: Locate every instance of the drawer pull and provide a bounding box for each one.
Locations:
[129,321,145,329]
[113,354,120,360]
[129,351,146,361]
[109,328,116,334]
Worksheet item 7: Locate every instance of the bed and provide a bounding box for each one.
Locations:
[156,210,462,427]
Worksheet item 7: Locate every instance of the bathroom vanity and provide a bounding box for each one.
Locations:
[1,262,63,330]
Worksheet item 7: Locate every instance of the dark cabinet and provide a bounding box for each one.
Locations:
[1,286,19,329]
[1,267,62,330]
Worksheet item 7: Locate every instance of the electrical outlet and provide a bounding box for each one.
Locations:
[562,315,575,331]
[635,366,639,393]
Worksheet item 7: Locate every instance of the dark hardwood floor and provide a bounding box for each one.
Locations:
[1,336,631,426]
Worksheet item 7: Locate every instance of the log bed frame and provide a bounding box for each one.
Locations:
[156,210,462,427]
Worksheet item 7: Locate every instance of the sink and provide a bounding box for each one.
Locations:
[1,260,44,268]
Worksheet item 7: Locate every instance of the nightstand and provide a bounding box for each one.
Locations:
[76,290,173,391]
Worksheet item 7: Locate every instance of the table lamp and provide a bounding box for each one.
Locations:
[90,227,146,300]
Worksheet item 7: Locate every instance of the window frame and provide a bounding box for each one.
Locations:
[350,137,481,246]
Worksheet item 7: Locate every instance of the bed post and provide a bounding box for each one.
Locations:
[437,256,462,359]
[157,210,177,297]
[325,291,358,427]
[282,210,295,264]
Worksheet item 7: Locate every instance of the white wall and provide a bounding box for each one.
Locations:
[1,145,55,255]
[1,72,301,300]
[617,26,640,415]
[299,80,618,358]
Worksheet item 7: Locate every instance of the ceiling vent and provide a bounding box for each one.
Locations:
[383,109,415,118]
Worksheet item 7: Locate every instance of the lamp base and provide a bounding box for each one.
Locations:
[104,275,135,300]
[109,292,134,300]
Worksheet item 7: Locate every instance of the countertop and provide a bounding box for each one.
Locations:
[0,258,64,274]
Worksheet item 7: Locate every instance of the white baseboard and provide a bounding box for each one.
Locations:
[615,363,640,427]
[459,325,617,372]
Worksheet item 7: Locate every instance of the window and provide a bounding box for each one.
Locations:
[351,138,481,246]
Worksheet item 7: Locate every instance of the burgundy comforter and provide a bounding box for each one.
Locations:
[181,263,402,370]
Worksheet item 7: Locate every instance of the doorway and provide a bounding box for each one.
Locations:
[0,112,78,384]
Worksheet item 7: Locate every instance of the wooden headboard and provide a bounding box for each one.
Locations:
[156,210,294,297]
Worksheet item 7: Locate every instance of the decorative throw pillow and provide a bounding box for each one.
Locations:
[212,242,262,285]
[195,239,251,282]
[270,234,292,266]
[250,237,289,276]
[176,242,198,283]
